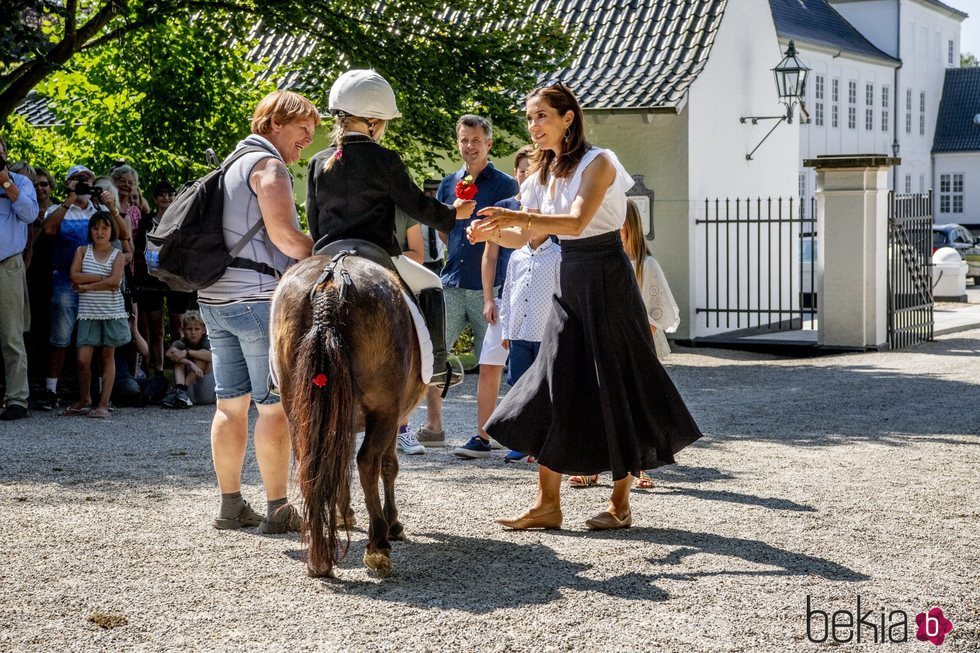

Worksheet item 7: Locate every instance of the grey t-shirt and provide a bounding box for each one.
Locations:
[393,207,418,253]
[198,135,296,304]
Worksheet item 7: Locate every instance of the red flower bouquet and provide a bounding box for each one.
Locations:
[455,175,478,201]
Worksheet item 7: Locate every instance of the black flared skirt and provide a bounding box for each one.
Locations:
[485,231,703,480]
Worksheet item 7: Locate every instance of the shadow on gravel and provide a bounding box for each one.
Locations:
[676,362,980,443]
[295,528,866,612]
[650,486,816,512]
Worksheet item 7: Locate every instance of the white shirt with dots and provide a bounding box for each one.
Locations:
[500,239,562,342]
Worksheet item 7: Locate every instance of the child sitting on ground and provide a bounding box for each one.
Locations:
[65,213,131,418]
[162,312,215,408]
[499,231,562,463]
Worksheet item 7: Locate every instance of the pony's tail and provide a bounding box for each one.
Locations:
[292,283,355,577]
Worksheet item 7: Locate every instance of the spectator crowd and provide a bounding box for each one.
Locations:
[0,133,210,420]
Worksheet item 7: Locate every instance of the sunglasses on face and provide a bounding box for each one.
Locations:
[35,181,50,188]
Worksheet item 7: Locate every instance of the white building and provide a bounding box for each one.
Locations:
[933,67,980,227]
[770,0,902,203]
[825,0,968,200]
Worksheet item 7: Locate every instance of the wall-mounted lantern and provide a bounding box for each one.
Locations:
[740,41,811,160]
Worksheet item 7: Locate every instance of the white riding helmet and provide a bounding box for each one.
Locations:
[328,69,401,120]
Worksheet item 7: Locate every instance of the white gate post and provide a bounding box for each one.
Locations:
[803,155,900,350]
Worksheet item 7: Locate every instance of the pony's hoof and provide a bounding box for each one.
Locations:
[388,521,405,541]
[363,550,392,577]
[307,565,336,579]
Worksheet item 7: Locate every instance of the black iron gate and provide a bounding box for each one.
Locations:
[695,197,817,333]
[887,191,933,349]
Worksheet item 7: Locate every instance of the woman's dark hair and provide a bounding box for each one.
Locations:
[526,81,591,183]
[87,212,117,243]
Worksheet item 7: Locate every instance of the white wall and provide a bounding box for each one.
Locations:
[586,111,693,338]
[794,43,898,200]
[687,0,799,337]
[934,152,980,226]
[829,0,899,56]
[896,0,964,198]
[832,0,965,201]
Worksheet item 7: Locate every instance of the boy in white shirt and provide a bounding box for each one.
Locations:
[499,234,561,463]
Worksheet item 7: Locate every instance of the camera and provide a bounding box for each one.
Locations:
[72,181,104,197]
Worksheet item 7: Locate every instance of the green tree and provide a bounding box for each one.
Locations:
[5,15,272,185]
[2,0,575,176]
[962,52,979,68]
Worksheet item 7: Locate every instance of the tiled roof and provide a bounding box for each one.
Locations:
[247,26,318,89]
[769,0,899,64]
[520,0,729,110]
[13,91,58,126]
[933,67,980,154]
[248,1,732,111]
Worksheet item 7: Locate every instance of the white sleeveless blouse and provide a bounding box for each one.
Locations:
[519,147,635,240]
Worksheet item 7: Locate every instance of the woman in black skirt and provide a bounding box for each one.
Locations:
[469,82,703,530]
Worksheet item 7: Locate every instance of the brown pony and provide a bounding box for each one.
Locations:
[271,253,426,578]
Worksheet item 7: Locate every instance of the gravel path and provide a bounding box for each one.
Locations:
[2,330,978,652]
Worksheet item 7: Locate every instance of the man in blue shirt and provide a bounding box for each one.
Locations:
[411,115,518,454]
[0,136,39,420]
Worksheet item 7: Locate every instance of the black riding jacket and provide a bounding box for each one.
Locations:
[306,133,457,256]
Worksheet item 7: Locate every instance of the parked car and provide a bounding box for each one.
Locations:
[932,223,980,282]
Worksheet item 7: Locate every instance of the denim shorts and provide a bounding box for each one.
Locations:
[49,283,79,347]
[198,301,279,405]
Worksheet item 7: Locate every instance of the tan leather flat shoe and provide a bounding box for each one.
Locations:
[496,509,563,530]
[585,509,632,530]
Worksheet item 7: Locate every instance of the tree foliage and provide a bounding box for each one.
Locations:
[962,52,979,68]
[4,15,271,185]
[1,0,576,181]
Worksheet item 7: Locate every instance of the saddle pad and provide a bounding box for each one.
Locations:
[402,290,434,384]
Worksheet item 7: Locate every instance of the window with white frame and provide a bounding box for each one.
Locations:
[905,174,912,194]
[919,92,926,135]
[919,174,925,193]
[940,174,964,213]
[848,80,857,129]
[799,173,807,199]
[906,89,912,134]
[815,75,824,126]
[881,86,890,132]
[948,40,955,65]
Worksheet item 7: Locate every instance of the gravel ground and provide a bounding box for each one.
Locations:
[2,330,978,652]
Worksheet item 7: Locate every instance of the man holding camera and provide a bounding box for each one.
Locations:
[0,136,39,420]
[35,164,110,411]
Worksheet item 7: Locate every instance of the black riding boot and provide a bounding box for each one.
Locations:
[418,288,461,393]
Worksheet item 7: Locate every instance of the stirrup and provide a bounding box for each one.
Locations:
[430,357,464,398]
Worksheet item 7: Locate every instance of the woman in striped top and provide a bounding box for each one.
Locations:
[65,213,131,418]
